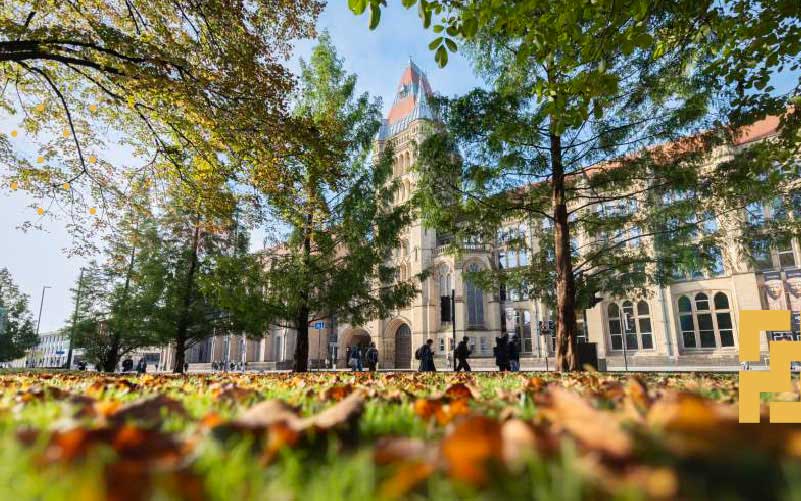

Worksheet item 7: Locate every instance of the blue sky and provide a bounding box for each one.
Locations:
[0,3,481,334]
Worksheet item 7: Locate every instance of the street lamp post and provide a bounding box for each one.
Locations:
[36,285,51,336]
[66,268,84,370]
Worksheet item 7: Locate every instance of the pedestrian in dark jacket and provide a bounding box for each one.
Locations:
[416,339,436,372]
[494,334,511,371]
[455,336,472,372]
[136,358,147,374]
[509,335,521,371]
[365,342,379,371]
[349,345,362,371]
[122,357,134,372]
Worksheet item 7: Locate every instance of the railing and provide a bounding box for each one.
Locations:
[433,242,489,257]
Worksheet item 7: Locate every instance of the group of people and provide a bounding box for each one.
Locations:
[120,357,148,374]
[414,333,522,372]
[493,333,522,371]
[211,360,246,372]
[415,336,475,372]
[346,342,379,371]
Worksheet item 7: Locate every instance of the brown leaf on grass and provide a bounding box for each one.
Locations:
[379,461,435,500]
[501,419,539,470]
[17,423,185,466]
[210,383,258,403]
[322,384,353,401]
[300,391,365,432]
[413,397,471,425]
[538,386,632,460]
[15,385,71,404]
[625,376,652,418]
[525,376,546,394]
[233,400,300,429]
[440,416,503,487]
[109,395,187,426]
[444,382,478,400]
[374,437,430,465]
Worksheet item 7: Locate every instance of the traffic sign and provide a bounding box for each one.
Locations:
[314,321,325,329]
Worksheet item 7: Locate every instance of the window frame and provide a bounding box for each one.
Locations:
[675,291,737,350]
[605,299,654,352]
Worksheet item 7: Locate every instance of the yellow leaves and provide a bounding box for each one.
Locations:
[62,128,70,138]
[127,95,136,109]
[89,207,97,215]
[36,103,46,113]
[62,183,70,190]
[36,207,44,215]
[10,129,18,138]
[37,156,45,164]
[10,181,18,191]
[88,155,97,164]
[88,104,98,113]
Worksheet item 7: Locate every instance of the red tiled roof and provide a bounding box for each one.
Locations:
[386,61,433,125]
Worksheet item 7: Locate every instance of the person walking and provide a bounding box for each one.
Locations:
[455,336,472,372]
[494,334,511,371]
[365,342,379,372]
[136,358,147,374]
[349,344,362,371]
[509,335,521,372]
[416,339,436,372]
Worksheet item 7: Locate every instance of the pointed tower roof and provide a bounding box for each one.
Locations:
[378,59,437,140]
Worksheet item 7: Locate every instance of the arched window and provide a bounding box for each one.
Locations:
[606,300,653,351]
[465,263,484,327]
[677,291,736,349]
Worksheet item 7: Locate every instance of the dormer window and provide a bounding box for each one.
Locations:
[398,84,410,98]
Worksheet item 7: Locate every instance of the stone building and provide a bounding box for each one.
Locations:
[173,61,791,372]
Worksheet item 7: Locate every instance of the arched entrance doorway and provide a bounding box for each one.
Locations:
[341,328,371,367]
[394,324,412,369]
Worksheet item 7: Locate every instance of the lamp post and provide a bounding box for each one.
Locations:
[66,268,84,370]
[451,288,456,371]
[36,285,51,336]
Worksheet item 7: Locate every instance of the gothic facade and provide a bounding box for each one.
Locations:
[168,62,793,371]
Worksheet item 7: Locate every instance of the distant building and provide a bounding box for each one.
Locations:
[158,61,795,372]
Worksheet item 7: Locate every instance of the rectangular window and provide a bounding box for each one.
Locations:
[518,249,529,267]
[717,312,734,347]
[439,338,445,352]
[777,239,796,269]
[479,337,488,354]
[609,319,622,350]
[698,313,716,347]
[639,318,653,349]
[522,311,532,353]
[680,314,696,348]
[751,238,774,271]
[440,297,451,323]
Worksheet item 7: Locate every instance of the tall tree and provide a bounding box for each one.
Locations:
[0,268,38,362]
[1,0,321,241]
[355,0,801,370]
[256,34,418,372]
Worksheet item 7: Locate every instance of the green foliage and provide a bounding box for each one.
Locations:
[257,34,418,371]
[0,0,322,243]
[364,1,800,370]
[0,268,37,362]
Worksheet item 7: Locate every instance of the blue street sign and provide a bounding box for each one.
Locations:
[314,321,325,329]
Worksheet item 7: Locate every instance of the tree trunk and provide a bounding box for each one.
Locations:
[105,237,136,373]
[293,211,313,372]
[550,131,579,371]
[103,335,120,372]
[293,308,310,372]
[173,222,201,373]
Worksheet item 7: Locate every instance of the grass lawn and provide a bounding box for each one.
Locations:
[0,370,797,500]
